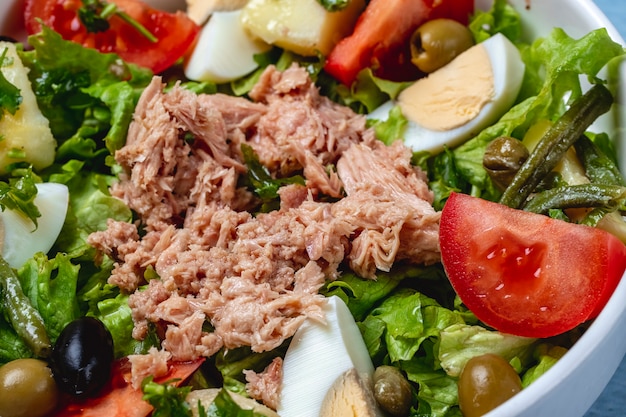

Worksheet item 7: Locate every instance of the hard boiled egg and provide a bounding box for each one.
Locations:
[0,182,69,268]
[368,33,525,154]
[184,9,271,84]
[277,296,382,417]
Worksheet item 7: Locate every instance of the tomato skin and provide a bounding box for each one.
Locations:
[50,357,204,417]
[439,192,626,338]
[323,0,474,85]
[23,0,200,74]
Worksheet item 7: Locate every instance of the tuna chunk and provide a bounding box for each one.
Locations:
[88,64,440,395]
[334,141,441,277]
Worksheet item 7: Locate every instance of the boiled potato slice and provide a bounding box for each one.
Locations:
[240,0,365,56]
[0,42,56,174]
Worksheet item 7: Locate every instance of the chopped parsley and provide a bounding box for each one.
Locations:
[0,47,22,119]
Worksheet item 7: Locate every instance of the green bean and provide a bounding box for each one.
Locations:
[574,135,625,186]
[580,207,613,227]
[523,183,626,215]
[499,84,614,208]
[0,257,50,358]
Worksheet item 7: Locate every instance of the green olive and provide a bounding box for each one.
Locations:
[0,358,59,417]
[373,365,413,417]
[458,354,522,417]
[483,136,530,191]
[410,18,474,73]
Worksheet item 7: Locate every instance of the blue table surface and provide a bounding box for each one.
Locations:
[583,2,626,416]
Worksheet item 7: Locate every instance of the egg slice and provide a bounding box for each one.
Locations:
[0,182,69,268]
[277,296,381,417]
[368,33,525,154]
[184,9,271,84]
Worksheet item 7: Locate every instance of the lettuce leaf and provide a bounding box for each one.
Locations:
[16,252,81,342]
[354,285,540,415]
[521,344,568,387]
[437,324,537,377]
[361,289,467,363]
[201,389,269,417]
[142,377,193,417]
[0,167,41,226]
[47,159,131,257]
[358,288,467,416]
[469,0,523,43]
[0,46,22,118]
[0,315,32,363]
[18,25,151,163]
[429,27,625,204]
[214,344,287,395]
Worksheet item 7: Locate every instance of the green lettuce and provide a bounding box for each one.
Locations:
[438,324,537,377]
[521,344,568,387]
[469,0,523,44]
[0,46,22,118]
[0,168,41,226]
[214,344,287,395]
[142,377,193,417]
[368,105,408,146]
[16,252,81,342]
[18,25,152,163]
[230,47,409,114]
[198,389,271,417]
[357,289,467,415]
[47,159,131,257]
[428,26,625,205]
[93,290,159,357]
[0,315,32,363]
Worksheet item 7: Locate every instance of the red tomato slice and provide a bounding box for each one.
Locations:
[23,0,200,73]
[51,358,204,417]
[323,0,474,85]
[439,192,626,338]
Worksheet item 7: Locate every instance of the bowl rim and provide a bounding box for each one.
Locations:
[484,0,626,415]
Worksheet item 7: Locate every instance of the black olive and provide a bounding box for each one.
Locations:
[49,317,114,398]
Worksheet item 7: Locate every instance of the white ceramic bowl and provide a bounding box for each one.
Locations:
[1,1,625,416]
[478,1,626,416]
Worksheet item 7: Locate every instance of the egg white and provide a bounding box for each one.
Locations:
[0,182,69,268]
[368,33,526,154]
[184,9,271,84]
[277,296,377,417]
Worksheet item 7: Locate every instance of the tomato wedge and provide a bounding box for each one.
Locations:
[23,0,200,73]
[323,0,474,85]
[439,192,626,338]
[51,358,204,417]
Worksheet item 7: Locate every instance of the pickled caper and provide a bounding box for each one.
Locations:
[0,358,59,417]
[457,354,522,417]
[410,18,474,73]
[483,136,530,191]
[373,365,413,417]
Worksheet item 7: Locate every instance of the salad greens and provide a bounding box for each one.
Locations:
[142,377,194,417]
[432,25,625,206]
[0,0,625,415]
[0,47,22,118]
